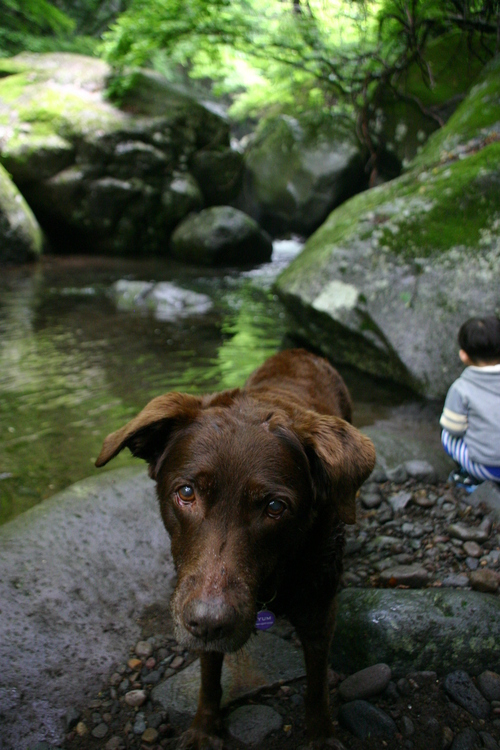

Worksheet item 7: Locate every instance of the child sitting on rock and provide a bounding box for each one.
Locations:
[440,315,500,486]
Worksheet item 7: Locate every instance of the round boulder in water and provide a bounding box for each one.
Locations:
[170,206,273,266]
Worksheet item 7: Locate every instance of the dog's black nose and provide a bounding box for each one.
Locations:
[183,598,237,641]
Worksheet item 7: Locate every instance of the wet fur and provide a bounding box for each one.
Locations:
[96,349,376,748]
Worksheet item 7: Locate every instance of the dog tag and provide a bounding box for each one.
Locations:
[255,610,275,630]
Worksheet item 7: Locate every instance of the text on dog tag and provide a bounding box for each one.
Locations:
[255,610,275,630]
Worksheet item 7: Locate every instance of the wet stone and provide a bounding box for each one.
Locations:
[226,704,283,745]
[477,671,500,702]
[339,699,398,739]
[339,663,392,701]
[442,573,469,588]
[368,466,387,483]
[444,670,490,719]
[450,727,480,750]
[142,727,159,744]
[124,689,147,707]
[104,738,122,750]
[143,670,162,684]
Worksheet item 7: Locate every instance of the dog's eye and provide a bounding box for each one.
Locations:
[266,499,286,518]
[177,485,195,504]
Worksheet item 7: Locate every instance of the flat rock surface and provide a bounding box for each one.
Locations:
[151,631,305,718]
[0,467,174,750]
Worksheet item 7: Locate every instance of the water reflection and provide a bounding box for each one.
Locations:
[0,249,421,525]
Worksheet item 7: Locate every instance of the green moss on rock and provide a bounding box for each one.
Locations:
[0,163,43,263]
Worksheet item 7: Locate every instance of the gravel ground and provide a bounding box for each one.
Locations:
[47,470,500,750]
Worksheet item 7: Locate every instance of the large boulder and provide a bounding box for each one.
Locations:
[0,163,42,262]
[275,57,500,398]
[243,115,368,235]
[0,54,229,255]
[170,206,273,266]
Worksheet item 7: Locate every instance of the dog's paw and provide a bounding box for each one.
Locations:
[177,727,224,750]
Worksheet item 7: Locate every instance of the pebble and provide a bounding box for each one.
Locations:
[480,731,500,749]
[339,663,392,701]
[104,738,122,750]
[339,699,398,739]
[127,657,142,671]
[450,727,480,750]
[379,564,430,588]
[449,522,491,543]
[75,721,88,736]
[91,722,108,739]
[444,670,490,719]
[413,489,437,508]
[388,491,412,512]
[442,573,469,588]
[464,541,482,557]
[142,727,159,744]
[135,640,153,659]
[368,466,388,483]
[143,669,162,684]
[65,707,81,731]
[478,671,500,702]
[124,689,147,707]
[469,568,500,593]
[404,460,437,483]
[386,465,408,483]
[170,655,184,669]
[226,705,283,744]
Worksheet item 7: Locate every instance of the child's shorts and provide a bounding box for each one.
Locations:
[441,429,500,482]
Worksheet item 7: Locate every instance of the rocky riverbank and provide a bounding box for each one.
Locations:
[26,469,500,750]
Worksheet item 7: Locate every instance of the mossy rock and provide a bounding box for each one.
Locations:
[0,53,230,255]
[171,206,273,267]
[243,114,367,235]
[0,164,43,263]
[275,58,500,398]
[333,588,500,677]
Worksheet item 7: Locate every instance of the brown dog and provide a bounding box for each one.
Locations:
[96,349,375,748]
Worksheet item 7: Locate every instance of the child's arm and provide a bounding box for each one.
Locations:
[439,384,468,436]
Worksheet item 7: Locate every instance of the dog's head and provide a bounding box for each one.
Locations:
[96,389,375,652]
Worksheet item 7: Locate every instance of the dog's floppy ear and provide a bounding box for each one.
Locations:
[294,413,376,524]
[95,392,202,476]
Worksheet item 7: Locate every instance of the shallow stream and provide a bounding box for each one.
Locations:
[0,242,443,525]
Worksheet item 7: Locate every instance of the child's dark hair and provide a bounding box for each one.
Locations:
[458,315,500,363]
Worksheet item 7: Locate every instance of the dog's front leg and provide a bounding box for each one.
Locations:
[294,600,339,743]
[179,651,225,749]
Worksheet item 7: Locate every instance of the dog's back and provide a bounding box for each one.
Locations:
[244,348,352,422]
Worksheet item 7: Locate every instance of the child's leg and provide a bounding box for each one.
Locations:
[441,429,500,482]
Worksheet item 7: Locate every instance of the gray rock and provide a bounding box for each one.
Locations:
[387,491,412,512]
[0,163,43,263]
[359,484,383,509]
[404,460,437,483]
[191,148,243,206]
[226,705,283,745]
[0,468,175,750]
[368,466,388,483]
[151,631,304,720]
[450,727,480,750]
[0,53,229,255]
[339,699,397,739]
[331,588,500,677]
[274,60,500,398]
[386,465,408,483]
[243,114,366,235]
[442,573,470,588]
[110,279,213,321]
[400,715,415,736]
[91,723,109,739]
[170,206,272,267]
[465,481,500,521]
[448,522,490,543]
[444,670,490,719]
[379,564,430,588]
[479,731,500,750]
[65,707,81,731]
[477,670,500,702]
[338,663,392,701]
[469,569,500,593]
